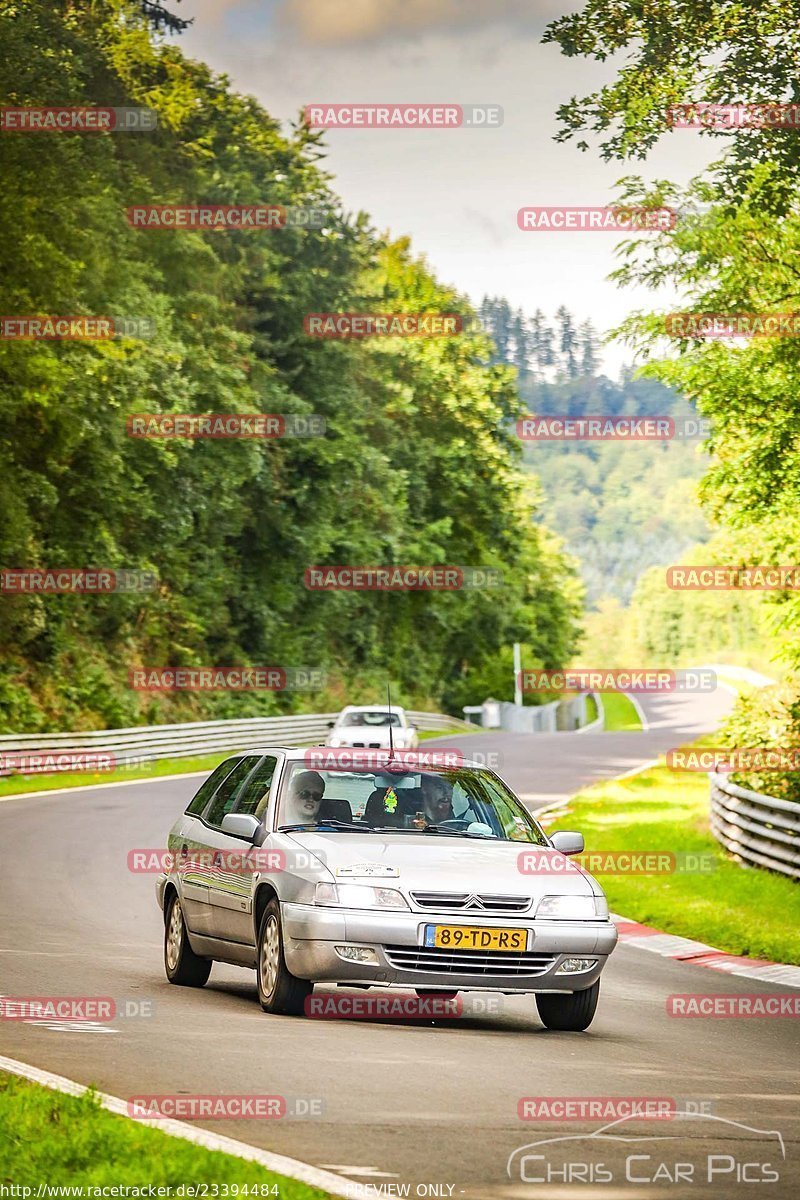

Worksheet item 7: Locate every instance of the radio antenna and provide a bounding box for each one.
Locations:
[387,683,395,759]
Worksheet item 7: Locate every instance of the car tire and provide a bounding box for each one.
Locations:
[164,892,211,987]
[535,980,599,1031]
[257,898,313,1016]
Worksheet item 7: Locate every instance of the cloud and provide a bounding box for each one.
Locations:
[278,0,559,45]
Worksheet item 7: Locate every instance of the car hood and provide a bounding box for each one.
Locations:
[284,832,599,899]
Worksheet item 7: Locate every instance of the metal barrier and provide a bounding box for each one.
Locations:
[483,693,592,733]
[709,772,800,881]
[0,709,474,774]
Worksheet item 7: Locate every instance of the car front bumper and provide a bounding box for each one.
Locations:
[281,902,617,992]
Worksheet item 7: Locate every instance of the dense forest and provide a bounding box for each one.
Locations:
[0,0,582,732]
[542,0,800,795]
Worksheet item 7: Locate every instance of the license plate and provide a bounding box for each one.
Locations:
[423,924,528,952]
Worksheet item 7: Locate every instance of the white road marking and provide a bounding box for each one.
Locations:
[0,1055,355,1198]
[0,770,209,805]
[319,1166,400,1178]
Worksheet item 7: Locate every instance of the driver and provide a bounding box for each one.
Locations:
[285,769,325,824]
[420,774,455,825]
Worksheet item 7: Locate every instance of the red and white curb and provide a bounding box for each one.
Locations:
[613,915,800,989]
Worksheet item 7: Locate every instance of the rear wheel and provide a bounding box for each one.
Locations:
[536,980,599,1031]
[164,892,211,987]
[257,899,312,1015]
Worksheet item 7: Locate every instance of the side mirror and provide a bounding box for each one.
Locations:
[550,831,584,856]
[220,812,264,844]
[327,720,336,729]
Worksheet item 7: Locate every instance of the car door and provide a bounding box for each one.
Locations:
[173,757,245,936]
[203,755,280,944]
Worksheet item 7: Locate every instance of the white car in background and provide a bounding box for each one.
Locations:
[326,705,419,751]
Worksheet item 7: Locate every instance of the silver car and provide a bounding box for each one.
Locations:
[156,748,617,1031]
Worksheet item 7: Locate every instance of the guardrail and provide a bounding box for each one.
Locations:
[474,693,593,733]
[709,772,800,881]
[0,709,474,775]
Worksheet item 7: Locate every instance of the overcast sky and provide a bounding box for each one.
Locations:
[171,0,715,377]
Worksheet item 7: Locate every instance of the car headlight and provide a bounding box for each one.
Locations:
[314,882,410,910]
[535,894,608,920]
[327,736,343,747]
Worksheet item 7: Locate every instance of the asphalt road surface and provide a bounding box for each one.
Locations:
[2,686,799,1198]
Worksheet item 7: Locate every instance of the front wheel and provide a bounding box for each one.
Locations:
[164,893,211,987]
[256,899,312,1015]
[536,980,599,1031]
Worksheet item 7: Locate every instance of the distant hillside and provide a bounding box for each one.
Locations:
[480,300,710,604]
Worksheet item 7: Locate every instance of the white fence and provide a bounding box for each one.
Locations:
[709,772,800,881]
[0,709,474,775]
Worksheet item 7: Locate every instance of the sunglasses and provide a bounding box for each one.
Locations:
[297,788,323,801]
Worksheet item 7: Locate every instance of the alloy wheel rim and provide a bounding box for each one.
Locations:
[260,915,280,998]
[166,900,183,970]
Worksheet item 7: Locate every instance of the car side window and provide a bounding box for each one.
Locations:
[233,756,279,822]
[185,758,242,816]
[204,756,261,828]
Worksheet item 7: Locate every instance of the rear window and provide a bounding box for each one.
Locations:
[341,711,402,728]
[185,758,242,816]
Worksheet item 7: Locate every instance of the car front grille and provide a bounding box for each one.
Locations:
[384,945,556,977]
[410,891,532,914]
[351,741,383,749]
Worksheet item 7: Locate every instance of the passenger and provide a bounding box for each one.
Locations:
[418,774,456,826]
[285,770,325,824]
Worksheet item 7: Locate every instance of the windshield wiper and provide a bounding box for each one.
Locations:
[278,820,375,833]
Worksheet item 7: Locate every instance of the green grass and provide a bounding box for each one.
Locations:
[418,725,479,740]
[597,692,642,731]
[0,1074,332,1194]
[545,763,800,965]
[0,751,232,799]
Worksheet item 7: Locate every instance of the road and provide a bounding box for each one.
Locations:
[1,685,799,1198]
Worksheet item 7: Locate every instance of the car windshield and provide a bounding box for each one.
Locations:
[340,711,402,728]
[276,764,548,843]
